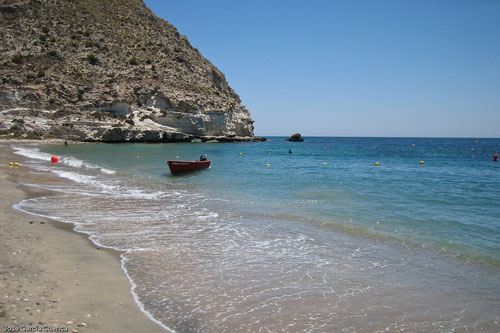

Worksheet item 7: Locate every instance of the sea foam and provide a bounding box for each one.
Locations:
[13,145,116,175]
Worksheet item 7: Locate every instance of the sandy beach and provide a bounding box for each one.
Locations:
[0,142,165,332]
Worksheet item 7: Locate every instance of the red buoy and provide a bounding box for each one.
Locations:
[494,154,498,162]
[51,156,59,163]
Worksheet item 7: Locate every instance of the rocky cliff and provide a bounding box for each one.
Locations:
[0,0,261,142]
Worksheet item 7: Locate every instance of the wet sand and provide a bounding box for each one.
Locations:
[0,142,166,332]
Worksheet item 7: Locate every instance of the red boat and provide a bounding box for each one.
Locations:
[167,160,211,174]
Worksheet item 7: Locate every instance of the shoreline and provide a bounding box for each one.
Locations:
[0,143,166,332]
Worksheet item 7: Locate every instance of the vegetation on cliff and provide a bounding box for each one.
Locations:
[0,0,257,141]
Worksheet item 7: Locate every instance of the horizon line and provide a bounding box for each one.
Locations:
[257,135,500,139]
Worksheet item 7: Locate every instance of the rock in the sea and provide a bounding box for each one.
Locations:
[286,133,304,142]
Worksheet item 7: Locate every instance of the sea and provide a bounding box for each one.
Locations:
[10,137,500,332]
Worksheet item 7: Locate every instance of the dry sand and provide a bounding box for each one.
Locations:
[0,143,166,332]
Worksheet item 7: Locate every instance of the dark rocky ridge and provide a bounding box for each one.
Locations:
[286,133,304,142]
[0,0,263,142]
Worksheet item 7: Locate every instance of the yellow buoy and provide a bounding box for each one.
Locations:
[176,155,180,159]
[266,163,270,167]
[240,152,243,156]
[14,162,19,166]
[420,160,424,165]
[323,162,327,165]
[375,162,380,166]
[9,162,14,166]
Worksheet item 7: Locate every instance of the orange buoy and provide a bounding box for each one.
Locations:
[51,156,59,163]
[494,154,498,162]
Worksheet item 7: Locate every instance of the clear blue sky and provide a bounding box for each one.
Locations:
[143,0,500,137]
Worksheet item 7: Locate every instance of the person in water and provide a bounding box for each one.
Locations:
[200,154,207,161]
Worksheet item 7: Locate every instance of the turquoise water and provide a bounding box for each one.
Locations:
[32,137,500,263]
[12,137,500,332]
